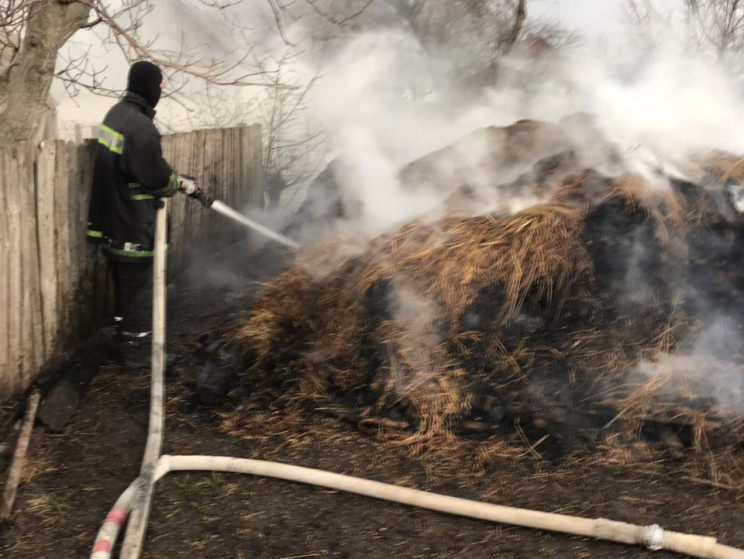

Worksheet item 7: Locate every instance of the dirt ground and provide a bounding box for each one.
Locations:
[1,251,744,559]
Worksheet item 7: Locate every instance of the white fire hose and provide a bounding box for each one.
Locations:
[91,197,744,559]
[93,453,744,559]
[118,199,168,559]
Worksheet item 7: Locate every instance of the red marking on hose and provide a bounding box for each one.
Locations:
[105,508,127,525]
[92,540,112,553]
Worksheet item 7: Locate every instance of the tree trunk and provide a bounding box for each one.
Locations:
[0,1,91,144]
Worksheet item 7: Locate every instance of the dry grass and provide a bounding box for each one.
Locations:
[19,458,56,484]
[228,203,601,448]
[703,152,744,183]
[222,135,744,457]
[25,492,71,526]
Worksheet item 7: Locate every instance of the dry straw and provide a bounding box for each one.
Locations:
[226,128,744,452]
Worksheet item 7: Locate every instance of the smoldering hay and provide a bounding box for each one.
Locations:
[226,115,744,451]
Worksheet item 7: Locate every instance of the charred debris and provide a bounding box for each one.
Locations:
[202,115,744,458]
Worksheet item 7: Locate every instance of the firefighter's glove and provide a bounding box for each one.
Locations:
[178,174,199,198]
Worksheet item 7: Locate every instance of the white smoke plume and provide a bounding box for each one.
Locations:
[635,316,744,415]
[283,23,744,416]
[295,29,744,237]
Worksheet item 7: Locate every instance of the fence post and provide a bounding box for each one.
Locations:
[240,123,264,209]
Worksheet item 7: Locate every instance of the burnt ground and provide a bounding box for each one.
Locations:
[1,247,744,559]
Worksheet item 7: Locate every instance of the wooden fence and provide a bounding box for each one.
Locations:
[0,124,262,401]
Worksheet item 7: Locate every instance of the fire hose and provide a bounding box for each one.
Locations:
[94,452,744,559]
[92,193,744,559]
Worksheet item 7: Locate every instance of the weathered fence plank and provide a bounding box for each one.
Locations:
[245,124,264,208]
[161,124,263,273]
[0,147,12,397]
[21,144,43,379]
[55,144,72,348]
[0,124,263,401]
[75,143,100,331]
[7,146,25,393]
[36,142,57,358]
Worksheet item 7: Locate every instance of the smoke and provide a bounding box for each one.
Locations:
[383,281,454,406]
[328,127,443,236]
[275,21,744,417]
[636,316,744,415]
[292,29,525,239]
[308,31,485,164]
[577,53,744,180]
[287,24,744,243]
[113,3,744,417]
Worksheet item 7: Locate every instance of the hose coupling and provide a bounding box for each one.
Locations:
[643,524,665,551]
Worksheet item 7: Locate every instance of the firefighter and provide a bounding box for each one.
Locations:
[86,60,198,367]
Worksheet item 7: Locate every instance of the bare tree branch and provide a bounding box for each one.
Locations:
[266,0,297,47]
[501,0,527,54]
[80,17,103,29]
[303,0,377,27]
[684,0,744,73]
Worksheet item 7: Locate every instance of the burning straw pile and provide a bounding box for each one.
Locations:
[226,119,744,453]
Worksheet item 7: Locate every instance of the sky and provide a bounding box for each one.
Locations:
[547,0,626,44]
[53,0,632,132]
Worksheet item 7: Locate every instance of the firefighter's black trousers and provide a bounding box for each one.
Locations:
[109,259,153,337]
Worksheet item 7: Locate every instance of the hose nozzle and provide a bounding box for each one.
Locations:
[192,189,214,208]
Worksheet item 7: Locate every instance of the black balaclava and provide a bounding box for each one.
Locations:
[127,61,163,108]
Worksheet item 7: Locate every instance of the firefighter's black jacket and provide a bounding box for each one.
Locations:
[86,92,179,261]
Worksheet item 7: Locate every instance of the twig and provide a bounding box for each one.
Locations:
[604,404,633,429]
[514,419,544,460]
[304,0,376,26]
[680,475,740,492]
[266,0,296,47]
[0,390,40,521]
